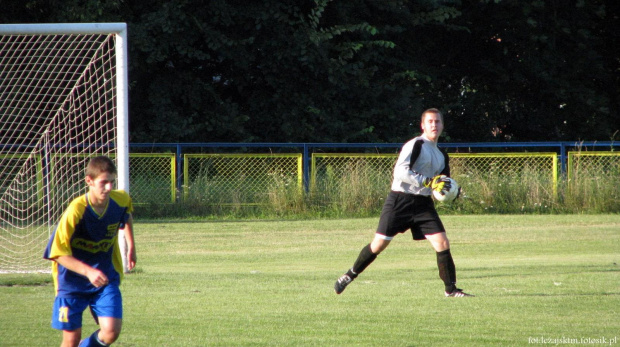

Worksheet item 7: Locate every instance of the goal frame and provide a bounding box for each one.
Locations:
[0,23,130,272]
[0,23,130,192]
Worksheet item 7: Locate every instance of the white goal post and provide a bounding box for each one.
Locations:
[0,23,130,273]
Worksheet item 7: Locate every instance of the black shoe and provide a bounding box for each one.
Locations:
[334,273,354,294]
[445,288,475,297]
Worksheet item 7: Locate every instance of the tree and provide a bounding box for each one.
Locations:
[127,0,448,143]
[1,0,617,143]
[441,0,615,141]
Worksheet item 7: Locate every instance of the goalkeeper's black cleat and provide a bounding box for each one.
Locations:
[445,288,475,297]
[334,273,354,294]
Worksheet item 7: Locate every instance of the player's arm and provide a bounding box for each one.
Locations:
[438,150,461,198]
[54,255,109,288]
[45,200,107,287]
[123,214,137,271]
[439,148,451,177]
[393,140,429,187]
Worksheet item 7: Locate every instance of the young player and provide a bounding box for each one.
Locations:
[44,156,136,347]
[334,108,473,297]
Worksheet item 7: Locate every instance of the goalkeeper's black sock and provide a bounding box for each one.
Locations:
[437,249,457,293]
[77,329,109,347]
[349,244,378,277]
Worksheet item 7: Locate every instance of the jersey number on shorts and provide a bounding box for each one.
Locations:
[59,306,69,323]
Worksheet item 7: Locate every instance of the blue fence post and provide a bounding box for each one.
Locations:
[560,142,567,176]
[176,144,183,201]
[303,144,310,192]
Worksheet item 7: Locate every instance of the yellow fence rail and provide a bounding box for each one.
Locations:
[2,151,617,207]
[311,152,559,201]
[129,153,177,204]
[567,151,620,180]
[183,153,303,205]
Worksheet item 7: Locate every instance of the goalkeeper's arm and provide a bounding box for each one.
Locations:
[393,140,439,188]
[393,164,435,189]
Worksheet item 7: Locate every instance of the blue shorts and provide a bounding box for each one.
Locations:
[51,284,123,331]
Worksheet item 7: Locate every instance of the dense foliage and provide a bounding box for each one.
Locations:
[3,0,618,143]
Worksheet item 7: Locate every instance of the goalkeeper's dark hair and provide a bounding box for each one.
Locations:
[85,156,117,178]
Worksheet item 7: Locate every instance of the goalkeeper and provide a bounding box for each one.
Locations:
[334,108,473,297]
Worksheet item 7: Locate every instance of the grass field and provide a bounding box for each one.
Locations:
[1,215,619,346]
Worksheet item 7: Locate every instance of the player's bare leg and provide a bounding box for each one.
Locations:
[62,328,81,347]
[369,235,391,254]
[97,317,122,344]
[78,318,121,346]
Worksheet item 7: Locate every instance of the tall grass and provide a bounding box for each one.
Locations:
[309,161,387,217]
[446,165,557,214]
[264,171,305,216]
[561,161,620,213]
[135,162,619,219]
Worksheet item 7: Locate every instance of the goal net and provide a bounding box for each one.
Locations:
[0,23,129,273]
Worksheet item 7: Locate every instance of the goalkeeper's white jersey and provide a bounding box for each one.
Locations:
[390,134,447,196]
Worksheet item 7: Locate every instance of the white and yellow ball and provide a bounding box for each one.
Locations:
[432,177,459,203]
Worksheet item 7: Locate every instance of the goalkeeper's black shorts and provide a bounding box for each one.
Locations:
[376,191,445,241]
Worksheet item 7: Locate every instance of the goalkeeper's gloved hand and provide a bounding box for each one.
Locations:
[424,175,451,192]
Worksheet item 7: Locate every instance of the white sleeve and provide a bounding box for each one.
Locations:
[393,140,428,188]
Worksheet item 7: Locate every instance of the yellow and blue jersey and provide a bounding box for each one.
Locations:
[43,190,133,297]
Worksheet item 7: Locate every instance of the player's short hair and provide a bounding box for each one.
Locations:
[421,108,444,123]
[85,156,117,179]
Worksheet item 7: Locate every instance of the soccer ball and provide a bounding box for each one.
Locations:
[432,177,459,203]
